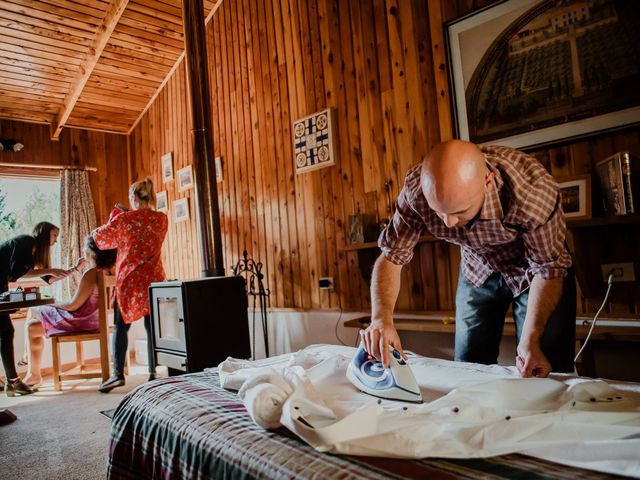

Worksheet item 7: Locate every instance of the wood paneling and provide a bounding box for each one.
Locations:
[128,0,640,321]
[0,119,129,225]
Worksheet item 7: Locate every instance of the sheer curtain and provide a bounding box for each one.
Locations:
[59,168,97,300]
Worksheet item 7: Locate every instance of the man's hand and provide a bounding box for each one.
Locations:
[361,320,404,368]
[516,342,551,378]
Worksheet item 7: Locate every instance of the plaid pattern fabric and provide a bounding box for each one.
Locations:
[379,145,572,295]
[107,372,620,480]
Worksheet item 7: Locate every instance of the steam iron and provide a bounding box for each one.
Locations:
[346,344,423,403]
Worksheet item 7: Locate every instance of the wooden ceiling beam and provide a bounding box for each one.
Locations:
[51,0,129,140]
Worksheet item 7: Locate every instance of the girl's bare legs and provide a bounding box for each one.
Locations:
[23,312,45,386]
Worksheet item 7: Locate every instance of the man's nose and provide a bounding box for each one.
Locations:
[443,214,458,228]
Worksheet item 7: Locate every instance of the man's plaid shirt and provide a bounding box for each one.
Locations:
[379,145,571,296]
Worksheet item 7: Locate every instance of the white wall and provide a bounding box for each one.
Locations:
[249,309,518,367]
[4,310,520,378]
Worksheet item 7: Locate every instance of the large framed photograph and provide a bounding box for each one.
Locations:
[173,198,189,222]
[445,0,640,149]
[161,152,173,183]
[558,174,591,221]
[177,165,194,191]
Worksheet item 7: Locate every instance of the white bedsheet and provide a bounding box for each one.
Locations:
[217,344,640,478]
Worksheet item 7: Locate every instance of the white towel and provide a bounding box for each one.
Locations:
[238,372,293,429]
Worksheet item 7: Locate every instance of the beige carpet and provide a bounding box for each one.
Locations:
[0,366,153,480]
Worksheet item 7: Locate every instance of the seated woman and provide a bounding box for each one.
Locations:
[22,236,116,386]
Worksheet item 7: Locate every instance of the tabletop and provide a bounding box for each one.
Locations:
[0,297,55,314]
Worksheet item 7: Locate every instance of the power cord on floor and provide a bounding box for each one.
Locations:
[574,271,615,363]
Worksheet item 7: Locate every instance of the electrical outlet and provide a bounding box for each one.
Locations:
[601,262,636,282]
[319,277,334,290]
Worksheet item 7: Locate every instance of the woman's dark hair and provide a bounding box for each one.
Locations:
[84,235,117,269]
[32,221,58,268]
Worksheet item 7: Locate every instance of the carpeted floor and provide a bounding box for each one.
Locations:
[0,366,151,480]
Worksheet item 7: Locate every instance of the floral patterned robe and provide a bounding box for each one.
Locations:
[93,208,168,324]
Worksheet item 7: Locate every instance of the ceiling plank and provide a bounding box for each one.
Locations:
[51,0,130,140]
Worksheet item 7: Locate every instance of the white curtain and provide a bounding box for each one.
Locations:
[59,168,97,300]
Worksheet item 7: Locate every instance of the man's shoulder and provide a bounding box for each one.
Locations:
[402,163,423,197]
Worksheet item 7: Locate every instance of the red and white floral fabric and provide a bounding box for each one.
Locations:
[93,208,168,324]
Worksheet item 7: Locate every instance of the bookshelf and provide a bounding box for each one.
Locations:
[567,214,640,298]
[567,214,640,228]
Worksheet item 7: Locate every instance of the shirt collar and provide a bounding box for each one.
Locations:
[478,159,504,221]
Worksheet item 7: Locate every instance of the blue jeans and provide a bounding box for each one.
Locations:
[112,300,156,376]
[454,269,576,372]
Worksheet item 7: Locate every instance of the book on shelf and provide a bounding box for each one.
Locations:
[595,151,638,216]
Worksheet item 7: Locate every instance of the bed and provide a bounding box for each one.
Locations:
[107,346,639,479]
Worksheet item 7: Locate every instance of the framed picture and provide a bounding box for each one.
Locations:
[156,190,168,212]
[177,165,194,191]
[445,0,640,150]
[558,174,591,221]
[161,152,173,183]
[173,198,189,222]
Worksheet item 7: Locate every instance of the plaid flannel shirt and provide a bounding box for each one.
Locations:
[379,145,571,296]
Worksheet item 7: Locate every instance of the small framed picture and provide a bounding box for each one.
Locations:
[177,165,194,191]
[173,198,189,222]
[161,152,173,183]
[156,191,168,212]
[558,174,592,221]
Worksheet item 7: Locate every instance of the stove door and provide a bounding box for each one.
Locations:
[151,286,187,353]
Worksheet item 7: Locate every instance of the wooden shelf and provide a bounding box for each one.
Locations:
[567,214,640,228]
[341,234,438,252]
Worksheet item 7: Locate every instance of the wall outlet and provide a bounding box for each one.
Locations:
[601,262,636,282]
[319,277,334,290]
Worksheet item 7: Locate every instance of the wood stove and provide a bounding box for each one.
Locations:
[149,276,250,375]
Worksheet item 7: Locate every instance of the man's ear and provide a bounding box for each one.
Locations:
[484,171,495,192]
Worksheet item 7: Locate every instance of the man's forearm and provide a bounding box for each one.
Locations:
[521,275,564,346]
[370,255,403,325]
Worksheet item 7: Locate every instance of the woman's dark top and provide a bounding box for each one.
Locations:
[0,234,35,285]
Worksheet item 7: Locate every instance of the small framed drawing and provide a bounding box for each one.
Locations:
[177,165,194,191]
[156,190,168,212]
[558,174,591,221]
[161,152,173,183]
[173,198,189,222]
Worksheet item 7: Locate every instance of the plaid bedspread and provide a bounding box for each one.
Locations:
[107,371,625,480]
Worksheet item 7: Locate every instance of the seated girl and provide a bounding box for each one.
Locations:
[22,236,116,386]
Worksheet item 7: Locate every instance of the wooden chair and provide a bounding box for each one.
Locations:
[50,271,114,391]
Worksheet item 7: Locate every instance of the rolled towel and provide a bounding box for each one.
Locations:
[241,381,291,429]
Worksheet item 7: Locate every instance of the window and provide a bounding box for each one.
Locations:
[0,175,61,272]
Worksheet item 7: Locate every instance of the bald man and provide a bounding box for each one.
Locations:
[362,140,575,378]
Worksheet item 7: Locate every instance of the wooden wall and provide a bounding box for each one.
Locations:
[129,0,640,319]
[130,0,446,309]
[0,119,129,225]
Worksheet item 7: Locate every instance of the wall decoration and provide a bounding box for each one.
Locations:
[162,152,173,183]
[292,108,335,174]
[558,174,591,221]
[215,156,223,183]
[156,190,168,212]
[445,0,640,149]
[173,198,189,222]
[177,165,194,191]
